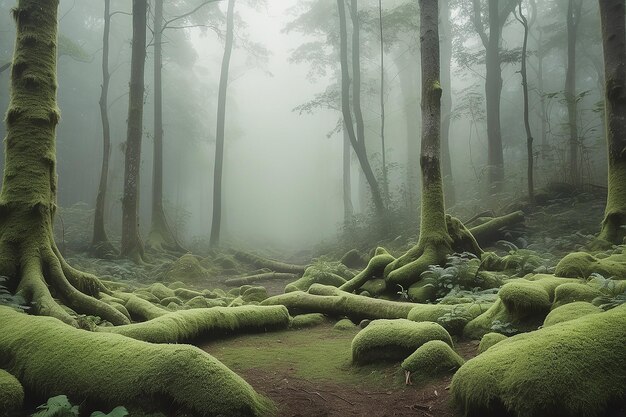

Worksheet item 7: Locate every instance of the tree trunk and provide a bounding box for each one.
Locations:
[597,0,626,245]
[121,0,148,262]
[92,0,116,258]
[147,0,185,253]
[209,0,235,248]
[1,0,128,326]
[517,2,534,203]
[337,0,385,217]
[343,126,354,226]
[440,0,456,207]
[378,0,389,205]
[384,0,454,289]
[565,0,581,186]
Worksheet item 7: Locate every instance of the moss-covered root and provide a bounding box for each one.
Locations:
[115,292,168,322]
[407,303,490,335]
[290,313,326,329]
[477,332,508,354]
[285,266,347,293]
[543,302,602,327]
[0,307,274,417]
[468,211,525,247]
[401,340,464,384]
[234,251,307,274]
[339,248,394,293]
[99,305,290,343]
[262,286,415,321]
[451,305,626,417]
[0,369,23,416]
[555,251,626,279]
[384,238,450,289]
[351,319,452,365]
[225,272,298,287]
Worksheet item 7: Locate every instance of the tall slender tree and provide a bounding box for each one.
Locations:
[378,0,389,205]
[121,0,148,261]
[440,0,455,206]
[209,0,236,248]
[597,0,626,245]
[92,0,116,258]
[565,0,582,186]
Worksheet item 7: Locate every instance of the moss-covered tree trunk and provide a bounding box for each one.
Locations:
[147,0,185,254]
[1,0,128,327]
[565,0,582,186]
[440,0,456,207]
[209,0,235,248]
[121,0,147,261]
[92,0,116,258]
[597,0,626,245]
[384,0,452,288]
[517,1,534,204]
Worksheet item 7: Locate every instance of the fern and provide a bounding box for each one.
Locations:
[32,396,79,417]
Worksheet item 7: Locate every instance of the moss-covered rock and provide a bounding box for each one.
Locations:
[408,303,490,335]
[401,340,465,377]
[285,265,347,293]
[0,369,23,416]
[552,283,603,308]
[160,296,183,307]
[351,319,452,364]
[100,305,290,343]
[290,313,326,329]
[148,283,175,301]
[241,286,269,303]
[186,296,227,309]
[498,280,551,314]
[451,305,626,417]
[167,254,208,283]
[543,302,602,327]
[477,332,508,354]
[333,318,357,331]
[555,251,626,279]
[0,307,274,417]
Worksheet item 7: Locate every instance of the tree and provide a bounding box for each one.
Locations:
[91,0,116,258]
[470,0,517,194]
[1,0,128,326]
[120,0,148,261]
[564,0,583,186]
[597,0,626,245]
[377,0,389,205]
[440,0,456,207]
[209,0,236,248]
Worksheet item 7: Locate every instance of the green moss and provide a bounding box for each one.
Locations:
[401,340,464,377]
[166,254,208,283]
[333,318,357,331]
[0,307,274,416]
[555,251,626,278]
[285,265,347,293]
[133,290,161,304]
[339,250,394,293]
[167,281,187,290]
[186,296,227,309]
[340,249,367,269]
[290,313,327,329]
[241,286,268,303]
[552,283,603,308]
[160,296,183,306]
[119,294,167,321]
[543,302,602,327]
[498,280,551,314]
[463,298,544,340]
[233,251,307,274]
[359,279,387,296]
[0,369,23,415]
[451,305,626,417]
[148,283,175,301]
[174,287,204,301]
[99,305,290,343]
[407,303,490,335]
[351,319,452,364]
[477,332,508,353]
[407,281,437,303]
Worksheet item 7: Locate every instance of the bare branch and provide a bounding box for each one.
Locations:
[162,0,222,32]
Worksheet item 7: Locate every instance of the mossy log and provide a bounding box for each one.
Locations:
[234,251,307,274]
[99,305,290,343]
[543,301,602,327]
[339,248,394,293]
[555,251,626,279]
[0,368,23,416]
[351,319,453,364]
[0,307,274,416]
[451,305,626,417]
[225,272,298,287]
[468,211,525,246]
[261,286,415,321]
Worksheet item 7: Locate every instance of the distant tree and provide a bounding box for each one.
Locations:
[209,0,236,248]
[120,0,148,262]
[440,0,455,206]
[597,0,626,245]
[564,0,583,186]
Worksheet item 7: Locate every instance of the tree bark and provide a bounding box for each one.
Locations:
[209,0,236,248]
[517,1,534,203]
[0,62,9,74]
[378,0,389,205]
[1,0,128,326]
[597,0,626,245]
[343,126,354,226]
[337,0,385,217]
[121,0,148,262]
[565,0,581,186]
[92,0,116,258]
[147,0,185,253]
[440,0,455,207]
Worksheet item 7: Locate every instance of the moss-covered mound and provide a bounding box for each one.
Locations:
[498,280,551,314]
[543,302,602,327]
[555,251,626,279]
[0,307,274,417]
[166,254,208,283]
[451,305,626,417]
[0,368,23,416]
[552,283,602,308]
[99,305,290,343]
[285,264,347,293]
[351,319,452,364]
[407,303,490,335]
[401,340,465,377]
[290,313,326,329]
[333,318,357,331]
[477,332,508,354]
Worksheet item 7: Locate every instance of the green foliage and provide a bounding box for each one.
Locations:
[489,319,518,335]
[32,395,79,417]
[90,406,129,417]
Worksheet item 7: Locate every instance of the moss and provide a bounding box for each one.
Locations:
[477,332,508,353]
[463,298,544,340]
[451,305,626,417]
[339,250,394,293]
[119,293,168,321]
[333,318,357,331]
[0,369,23,415]
[241,286,268,303]
[160,296,183,306]
[407,281,437,303]
[100,305,290,343]
[174,287,204,301]
[498,280,551,314]
[167,281,187,290]
[290,313,326,329]
[543,302,602,327]
[401,340,464,377]
[149,283,175,300]
[133,290,161,304]
[0,307,274,416]
[225,272,298,287]
[233,251,307,274]
[555,251,626,279]
[166,254,208,283]
[552,283,603,308]
[340,249,367,269]
[358,279,387,296]
[407,303,490,335]
[351,319,452,364]
[185,296,227,309]
[285,265,347,293]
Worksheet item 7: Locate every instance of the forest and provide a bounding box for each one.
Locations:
[0,0,624,416]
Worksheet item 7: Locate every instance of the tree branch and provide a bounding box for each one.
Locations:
[162,0,222,32]
[471,0,489,48]
[0,62,10,75]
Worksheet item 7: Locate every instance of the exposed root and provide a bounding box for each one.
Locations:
[234,250,307,274]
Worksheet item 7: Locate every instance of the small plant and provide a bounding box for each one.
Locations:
[90,406,129,417]
[490,320,518,335]
[32,395,79,417]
